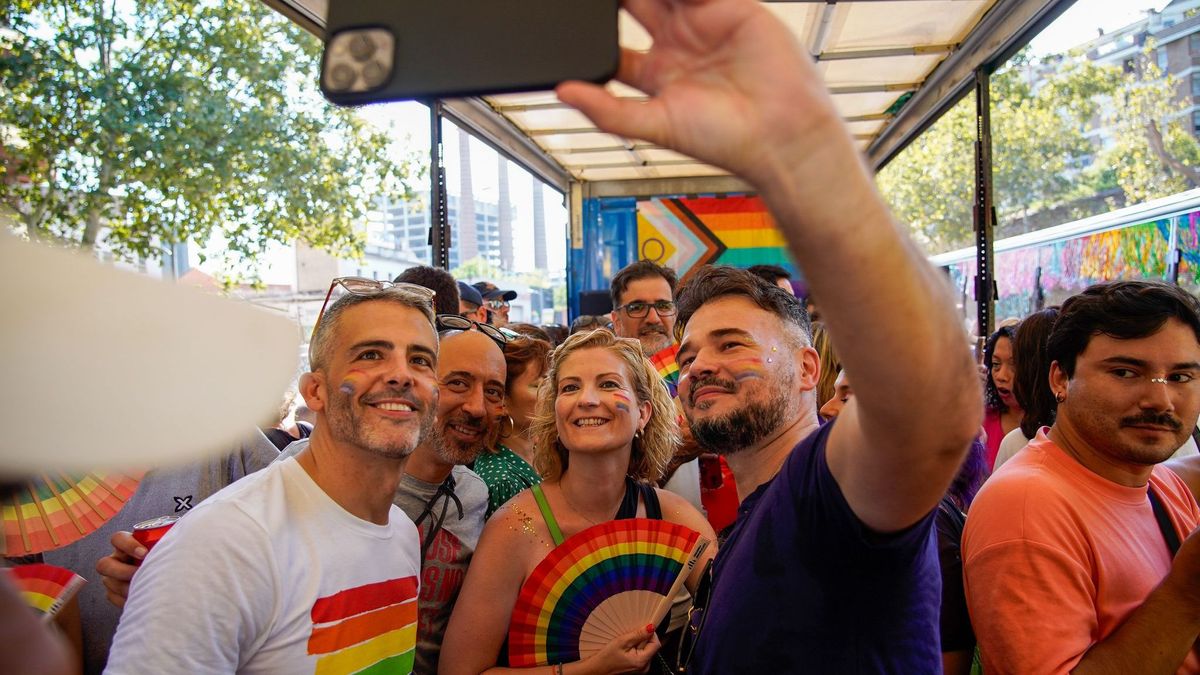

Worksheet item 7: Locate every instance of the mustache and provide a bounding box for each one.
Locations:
[687,375,738,407]
[441,412,485,432]
[639,324,668,336]
[1120,411,1182,430]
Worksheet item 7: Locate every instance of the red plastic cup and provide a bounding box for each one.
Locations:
[131,515,179,564]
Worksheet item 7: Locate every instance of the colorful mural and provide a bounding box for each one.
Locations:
[945,208,1200,334]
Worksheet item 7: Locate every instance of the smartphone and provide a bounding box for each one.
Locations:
[320,0,621,106]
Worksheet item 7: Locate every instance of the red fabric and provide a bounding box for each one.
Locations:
[700,455,739,532]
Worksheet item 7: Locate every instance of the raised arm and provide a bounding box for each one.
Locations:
[558,0,979,532]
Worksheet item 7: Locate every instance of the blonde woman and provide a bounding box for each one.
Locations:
[442,329,716,675]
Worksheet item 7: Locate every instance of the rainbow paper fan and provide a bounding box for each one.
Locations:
[507,518,707,667]
[3,472,143,556]
[4,563,86,621]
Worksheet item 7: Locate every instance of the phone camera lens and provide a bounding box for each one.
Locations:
[349,34,376,63]
[327,63,356,91]
[361,61,389,89]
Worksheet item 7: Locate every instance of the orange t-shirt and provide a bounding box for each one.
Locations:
[963,430,1200,674]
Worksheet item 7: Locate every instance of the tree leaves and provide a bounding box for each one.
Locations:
[877,46,1200,255]
[0,0,422,276]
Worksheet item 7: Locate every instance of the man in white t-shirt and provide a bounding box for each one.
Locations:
[105,282,440,674]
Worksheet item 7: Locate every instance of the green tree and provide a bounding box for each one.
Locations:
[0,0,422,275]
[1098,44,1200,204]
[878,54,1119,254]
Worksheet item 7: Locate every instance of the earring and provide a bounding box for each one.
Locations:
[1055,391,1066,404]
[498,415,515,439]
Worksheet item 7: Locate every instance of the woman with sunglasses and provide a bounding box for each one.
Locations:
[442,329,717,675]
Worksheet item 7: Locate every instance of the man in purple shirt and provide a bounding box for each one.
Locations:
[559,0,981,669]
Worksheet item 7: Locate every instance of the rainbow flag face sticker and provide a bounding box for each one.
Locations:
[649,344,680,398]
[4,563,85,620]
[308,576,418,675]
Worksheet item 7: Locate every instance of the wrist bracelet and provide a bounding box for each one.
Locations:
[555,664,564,675]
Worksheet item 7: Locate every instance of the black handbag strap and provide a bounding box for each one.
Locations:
[1148,487,1182,558]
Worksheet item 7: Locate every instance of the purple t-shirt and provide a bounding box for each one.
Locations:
[689,421,941,673]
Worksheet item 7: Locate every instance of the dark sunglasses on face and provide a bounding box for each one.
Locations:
[436,313,507,348]
[617,300,677,318]
[486,299,510,310]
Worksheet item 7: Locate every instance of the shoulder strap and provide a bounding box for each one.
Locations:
[1148,487,1182,558]
[640,483,662,519]
[614,478,663,519]
[531,484,565,546]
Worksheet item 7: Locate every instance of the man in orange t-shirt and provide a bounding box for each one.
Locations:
[964,280,1200,674]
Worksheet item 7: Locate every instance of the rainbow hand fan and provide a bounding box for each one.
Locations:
[4,563,86,621]
[507,518,708,667]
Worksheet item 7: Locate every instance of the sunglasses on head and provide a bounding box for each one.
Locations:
[310,277,436,348]
[436,314,507,348]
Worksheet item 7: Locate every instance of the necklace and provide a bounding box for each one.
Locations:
[559,483,616,527]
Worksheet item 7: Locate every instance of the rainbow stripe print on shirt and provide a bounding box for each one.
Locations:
[307,576,418,674]
[649,344,680,398]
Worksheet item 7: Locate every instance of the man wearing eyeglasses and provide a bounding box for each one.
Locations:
[608,259,715,523]
[107,282,436,673]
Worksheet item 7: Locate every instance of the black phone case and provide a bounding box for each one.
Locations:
[321,0,620,105]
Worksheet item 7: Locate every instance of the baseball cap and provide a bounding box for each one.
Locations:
[457,281,484,307]
[473,281,517,302]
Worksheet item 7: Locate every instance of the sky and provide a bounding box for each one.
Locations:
[202,0,1174,286]
[1027,0,1173,55]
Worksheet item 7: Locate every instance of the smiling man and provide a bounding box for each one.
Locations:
[106,283,435,673]
[393,329,495,674]
[964,280,1200,674]
[669,263,977,673]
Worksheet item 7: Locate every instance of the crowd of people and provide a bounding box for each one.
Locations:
[8,0,1200,672]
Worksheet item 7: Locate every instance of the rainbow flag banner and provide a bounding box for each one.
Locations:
[507,518,706,667]
[4,563,85,621]
[636,195,796,282]
[648,344,680,398]
[308,576,418,675]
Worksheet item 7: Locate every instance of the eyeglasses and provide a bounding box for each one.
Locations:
[436,314,507,349]
[617,300,676,318]
[311,277,436,350]
[486,299,510,310]
[675,558,714,673]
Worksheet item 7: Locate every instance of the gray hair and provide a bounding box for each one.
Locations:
[309,288,436,371]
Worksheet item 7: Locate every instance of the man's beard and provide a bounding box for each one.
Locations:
[433,411,493,466]
[326,387,432,459]
[638,325,673,354]
[687,376,791,455]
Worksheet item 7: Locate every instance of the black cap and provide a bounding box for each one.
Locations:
[473,281,517,302]
[457,281,484,306]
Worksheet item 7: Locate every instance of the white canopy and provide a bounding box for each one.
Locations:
[267,0,1073,193]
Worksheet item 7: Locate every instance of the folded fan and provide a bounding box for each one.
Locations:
[507,518,707,667]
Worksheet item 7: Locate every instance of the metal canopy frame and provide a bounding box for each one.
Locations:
[265,0,1080,328]
[264,0,1075,192]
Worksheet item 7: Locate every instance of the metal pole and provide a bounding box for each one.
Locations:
[1167,214,1181,285]
[429,101,451,269]
[973,67,996,354]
